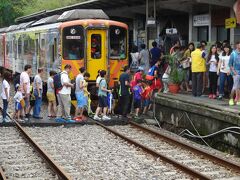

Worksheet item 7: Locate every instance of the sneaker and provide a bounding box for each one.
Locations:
[93,115,101,120]
[218,95,223,100]
[102,115,111,120]
[208,94,213,99]
[212,94,216,99]
[237,101,240,105]
[229,99,234,106]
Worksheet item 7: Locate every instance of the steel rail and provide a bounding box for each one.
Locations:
[0,167,7,180]
[130,121,240,173]
[0,107,72,180]
[93,120,211,180]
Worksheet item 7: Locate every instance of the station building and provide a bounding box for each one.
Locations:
[17,0,239,50]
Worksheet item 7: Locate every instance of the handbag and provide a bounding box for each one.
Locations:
[181,58,190,69]
[20,99,25,108]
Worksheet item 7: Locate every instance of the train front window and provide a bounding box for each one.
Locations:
[91,34,101,59]
[110,26,127,59]
[63,26,84,60]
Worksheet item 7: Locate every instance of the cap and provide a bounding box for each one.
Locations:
[138,66,144,71]
[15,83,20,89]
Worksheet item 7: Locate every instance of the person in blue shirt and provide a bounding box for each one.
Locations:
[150,41,162,66]
[228,41,240,105]
[133,80,143,118]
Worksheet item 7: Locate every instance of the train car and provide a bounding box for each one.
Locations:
[60,19,128,87]
[0,9,128,88]
[0,31,5,70]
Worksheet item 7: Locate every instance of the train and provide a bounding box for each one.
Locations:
[0,9,128,89]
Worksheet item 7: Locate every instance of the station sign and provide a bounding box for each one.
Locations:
[166,28,177,35]
[193,14,210,27]
[225,18,236,29]
[147,18,156,27]
[66,36,81,40]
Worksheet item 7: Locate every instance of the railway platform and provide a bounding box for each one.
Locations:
[154,92,240,155]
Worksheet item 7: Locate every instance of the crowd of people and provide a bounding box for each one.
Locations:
[130,40,240,105]
[1,40,240,122]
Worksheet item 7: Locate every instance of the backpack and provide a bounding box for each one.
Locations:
[53,72,63,90]
[146,66,156,80]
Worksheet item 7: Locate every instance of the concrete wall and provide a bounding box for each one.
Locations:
[154,93,240,155]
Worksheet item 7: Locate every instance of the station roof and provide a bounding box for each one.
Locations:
[16,0,145,23]
[15,0,236,23]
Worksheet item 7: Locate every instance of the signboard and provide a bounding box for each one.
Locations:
[225,18,236,29]
[147,18,156,27]
[193,14,210,27]
[66,36,81,40]
[166,28,177,35]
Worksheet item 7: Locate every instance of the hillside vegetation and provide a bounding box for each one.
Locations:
[0,0,86,27]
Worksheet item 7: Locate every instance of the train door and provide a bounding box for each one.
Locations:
[87,29,107,81]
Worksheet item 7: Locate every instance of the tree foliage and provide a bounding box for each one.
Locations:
[0,0,32,27]
[0,0,86,27]
[23,0,87,16]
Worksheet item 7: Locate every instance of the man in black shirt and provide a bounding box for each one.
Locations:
[119,66,131,117]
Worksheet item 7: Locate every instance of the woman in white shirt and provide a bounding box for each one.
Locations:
[217,45,233,99]
[207,45,219,99]
[1,71,11,123]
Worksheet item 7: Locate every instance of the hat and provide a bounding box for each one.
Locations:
[15,84,20,89]
[138,66,144,71]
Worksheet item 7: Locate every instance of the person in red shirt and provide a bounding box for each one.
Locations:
[130,67,144,90]
[141,81,153,115]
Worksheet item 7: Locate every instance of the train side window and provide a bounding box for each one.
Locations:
[109,26,127,60]
[62,26,84,60]
[23,35,35,66]
[14,39,17,59]
[91,34,101,59]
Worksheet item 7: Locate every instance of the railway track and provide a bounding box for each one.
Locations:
[92,119,240,180]
[0,108,72,180]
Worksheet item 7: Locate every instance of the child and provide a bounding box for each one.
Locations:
[47,71,57,118]
[133,80,143,118]
[83,72,90,111]
[162,63,171,93]
[142,81,152,115]
[29,77,35,116]
[1,71,11,123]
[13,84,24,121]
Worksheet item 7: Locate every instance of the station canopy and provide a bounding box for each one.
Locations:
[14,0,235,24]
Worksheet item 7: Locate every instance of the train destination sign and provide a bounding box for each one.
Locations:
[66,36,81,40]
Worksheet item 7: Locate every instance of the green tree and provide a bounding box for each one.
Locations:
[0,0,32,27]
[23,0,87,16]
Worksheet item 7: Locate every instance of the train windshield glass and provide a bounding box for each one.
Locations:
[110,26,127,59]
[91,34,102,59]
[63,26,84,60]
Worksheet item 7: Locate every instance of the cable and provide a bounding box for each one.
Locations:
[179,127,240,139]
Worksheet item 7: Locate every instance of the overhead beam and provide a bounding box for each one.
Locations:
[196,0,235,7]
